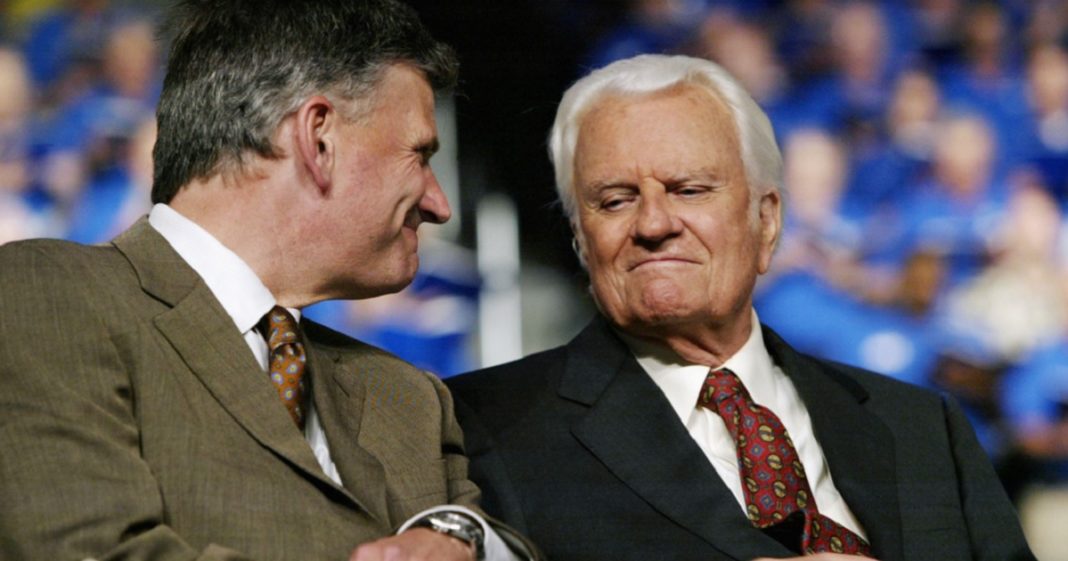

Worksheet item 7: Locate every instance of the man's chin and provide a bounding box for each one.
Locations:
[595,287,693,329]
[334,266,418,301]
[606,306,700,334]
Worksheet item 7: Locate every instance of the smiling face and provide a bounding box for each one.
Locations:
[572,84,780,348]
[322,64,451,299]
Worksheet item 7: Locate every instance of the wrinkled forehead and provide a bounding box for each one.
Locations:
[572,84,742,178]
[577,78,734,134]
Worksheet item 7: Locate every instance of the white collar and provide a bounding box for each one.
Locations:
[148,203,295,333]
[619,310,777,422]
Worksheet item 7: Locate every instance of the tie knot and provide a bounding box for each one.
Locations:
[697,367,746,407]
[261,305,308,430]
[263,306,301,351]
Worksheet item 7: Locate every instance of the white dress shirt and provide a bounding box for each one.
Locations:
[619,311,868,539]
[149,204,518,560]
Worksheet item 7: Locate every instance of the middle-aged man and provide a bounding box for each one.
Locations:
[0,1,536,560]
[446,54,1035,561]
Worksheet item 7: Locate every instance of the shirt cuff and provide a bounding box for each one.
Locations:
[397,505,522,561]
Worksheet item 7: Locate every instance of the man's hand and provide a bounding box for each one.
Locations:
[349,528,476,561]
[751,551,875,555]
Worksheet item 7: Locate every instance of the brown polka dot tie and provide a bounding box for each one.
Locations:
[262,306,307,430]
[698,368,872,556]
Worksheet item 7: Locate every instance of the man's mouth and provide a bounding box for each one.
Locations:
[628,257,696,271]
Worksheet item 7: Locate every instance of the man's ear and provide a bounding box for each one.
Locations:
[570,218,589,270]
[756,189,782,274]
[294,95,337,193]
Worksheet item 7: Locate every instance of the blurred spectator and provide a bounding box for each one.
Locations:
[1001,340,1068,484]
[758,129,944,387]
[929,177,1066,461]
[938,177,1067,368]
[584,0,708,69]
[1024,0,1068,48]
[908,0,966,67]
[757,255,943,389]
[885,69,943,160]
[691,17,793,137]
[22,0,116,108]
[43,18,159,166]
[939,2,1029,170]
[847,69,942,215]
[1022,42,1068,206]
[771,0,837,83]
[892,113,1007,287]
[790,2,898,149]
[0,46,53,243]
[30,17,160,236]
[772,128,867,288]
[64,115,153,244]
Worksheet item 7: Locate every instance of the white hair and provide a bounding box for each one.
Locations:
[548,54,783,220]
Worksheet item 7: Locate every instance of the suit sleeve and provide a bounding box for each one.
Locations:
[0,245,249,561]
[427,374,542,560]
[426,371,482,508]
[943,395,1036,561]
[448,392,533,536]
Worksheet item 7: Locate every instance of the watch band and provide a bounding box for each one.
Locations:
[409,510,486,560]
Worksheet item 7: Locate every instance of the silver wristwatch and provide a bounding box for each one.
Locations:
[410,510,486,560]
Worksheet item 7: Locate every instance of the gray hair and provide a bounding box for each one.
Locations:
[151,0,457,204]
[548,54,782,220]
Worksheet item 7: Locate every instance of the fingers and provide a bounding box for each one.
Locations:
[349,528,475,561]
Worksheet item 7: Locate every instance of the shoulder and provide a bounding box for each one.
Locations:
[303,319,417,370]
[791,346,950,421]
[302,319,446,398]
[443,345,577,439]
[447,316,616,401]
[765,324,943,404]
[0,238,130,297]
[823,354,936,397]
[446,345,568,402]
[1,237,121,268]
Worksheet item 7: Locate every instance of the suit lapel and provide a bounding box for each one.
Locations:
[113,221,356,506]
[562,319,795,560]
[765,328,905,561]
[307,337,389,524]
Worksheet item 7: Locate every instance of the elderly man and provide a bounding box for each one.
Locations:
[446,55,1033,561]
[0,1,535,560]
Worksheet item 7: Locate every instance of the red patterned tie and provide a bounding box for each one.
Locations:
[698,368,871,556]
[262,306,307,430]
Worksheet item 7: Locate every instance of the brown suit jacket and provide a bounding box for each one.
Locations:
[0,220,487,560]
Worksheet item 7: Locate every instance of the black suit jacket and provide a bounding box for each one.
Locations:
[446,315,1034,561]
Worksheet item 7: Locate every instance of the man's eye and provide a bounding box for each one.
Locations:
[601,197,630,211]
[676,185,708,197]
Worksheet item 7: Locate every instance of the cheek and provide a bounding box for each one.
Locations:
[581,234,631,311]
[579,219,625,264]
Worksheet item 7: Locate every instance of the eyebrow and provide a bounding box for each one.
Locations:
[416,137,440,157]
[582,178,629,193]
[582,167,724,191]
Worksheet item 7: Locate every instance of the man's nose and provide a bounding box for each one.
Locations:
[418,171,452,225]
[633,187,681,242]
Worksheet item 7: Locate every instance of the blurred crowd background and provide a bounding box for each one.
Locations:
[2,0,1068,557]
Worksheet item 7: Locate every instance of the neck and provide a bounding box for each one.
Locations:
[167,167,323,308]
[625,310,755,367]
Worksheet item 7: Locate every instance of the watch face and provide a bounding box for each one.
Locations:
[432,517,463,532]
[414,512,485,559]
